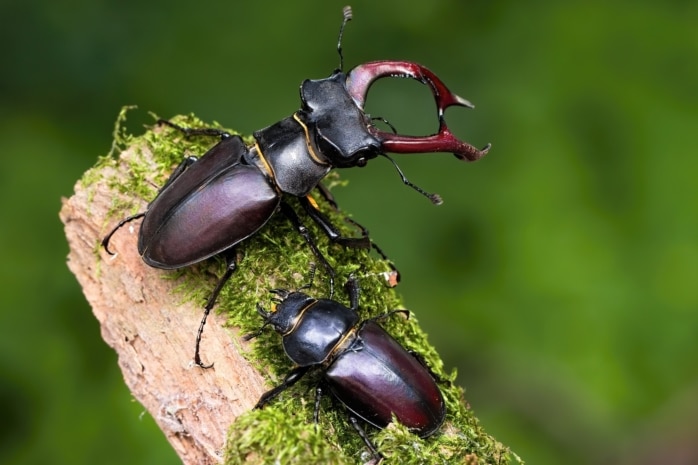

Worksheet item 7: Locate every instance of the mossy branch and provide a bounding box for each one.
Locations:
[60,108,521,465]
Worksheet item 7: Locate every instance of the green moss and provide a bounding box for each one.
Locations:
[93,108,522,465]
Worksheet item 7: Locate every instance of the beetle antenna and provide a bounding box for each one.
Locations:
[381,154,443,205]
[241,324,267,341]
[337,5,353,71]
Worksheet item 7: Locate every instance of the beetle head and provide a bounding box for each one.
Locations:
[260,290,315,336]
[299,72,383,168]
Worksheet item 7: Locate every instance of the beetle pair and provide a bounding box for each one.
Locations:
[103,4,487,458]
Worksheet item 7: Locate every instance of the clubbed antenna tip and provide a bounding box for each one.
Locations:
[342,5,353,22]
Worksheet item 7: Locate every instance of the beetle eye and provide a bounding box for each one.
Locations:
[356,157,367,167]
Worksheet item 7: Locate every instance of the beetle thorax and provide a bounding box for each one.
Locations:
[278,297,360,367]
[253,117,332,197]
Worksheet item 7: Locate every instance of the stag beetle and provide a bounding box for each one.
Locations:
[248,273,445,460]
[102,6,489,367]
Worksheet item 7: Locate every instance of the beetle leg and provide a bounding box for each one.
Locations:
[313,384,324,428]
[313,182,340,209]
[255,365,312,409]
[101,212,145,255]
[300,196,371,249]
[341,216,400,286]
[158,155,198,191]
[348,415,383,462]
[369,309,410,323]
[343,276,361,312]
[157,119,231,140]
[279,202,336,298]
[312,374,384,460]
[102,154,198,254]
[308,187,400,286]
[193,249,238,369]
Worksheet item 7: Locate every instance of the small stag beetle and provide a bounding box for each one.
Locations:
[249,274,445,459]
[102,6,489,367]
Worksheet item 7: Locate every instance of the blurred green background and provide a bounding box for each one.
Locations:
[2,0,696,464]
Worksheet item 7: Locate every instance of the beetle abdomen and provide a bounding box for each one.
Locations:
[325,320,445,437]
[141,165,279,268]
